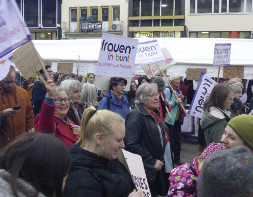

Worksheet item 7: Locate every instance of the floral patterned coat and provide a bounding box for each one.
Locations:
[168,157,199,197]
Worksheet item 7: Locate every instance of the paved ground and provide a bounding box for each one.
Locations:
[179,135,199,164]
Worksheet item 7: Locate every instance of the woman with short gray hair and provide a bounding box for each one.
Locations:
[60,79,82,125]
[125,83,172,196]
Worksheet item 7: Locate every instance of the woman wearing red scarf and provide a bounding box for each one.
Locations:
[125,83,172,197]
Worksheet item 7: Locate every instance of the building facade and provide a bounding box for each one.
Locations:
[128,0,185,38]
[186,0,253,38]
[16,0,61,40]
[61,0,129,38]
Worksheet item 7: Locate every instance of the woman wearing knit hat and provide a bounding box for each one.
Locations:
[221,114,253,151]
[197,146,253,197]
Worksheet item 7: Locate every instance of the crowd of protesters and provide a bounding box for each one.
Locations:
[1,65,253,197]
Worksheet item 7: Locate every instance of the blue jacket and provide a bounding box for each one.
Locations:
[98,91,130,119]
[32,81,47,117]
[164,86,187,125]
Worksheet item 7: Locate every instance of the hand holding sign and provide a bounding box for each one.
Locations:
[128,189,144,197]
[45,80,56,98]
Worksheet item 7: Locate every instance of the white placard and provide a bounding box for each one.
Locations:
[0,0,31,58]
[189,73,217,118]
[213,43,231,66]
[0,52,12,81]
[135,40,165,65]
[96,33,138,77]
[122,149,152,197]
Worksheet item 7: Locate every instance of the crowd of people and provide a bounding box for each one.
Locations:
[0,65,253,197]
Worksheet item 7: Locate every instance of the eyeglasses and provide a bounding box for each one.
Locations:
[55,98,69,104]
[1,81,15,85]
[148,93,159,98]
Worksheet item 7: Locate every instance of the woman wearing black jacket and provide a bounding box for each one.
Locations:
[64,107,144,197]
[125,83,172,196]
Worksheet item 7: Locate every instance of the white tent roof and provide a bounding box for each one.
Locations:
[33,38,253,79]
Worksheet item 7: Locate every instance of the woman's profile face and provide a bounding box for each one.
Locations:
[72,88,82,104]
[223,91,234,110]
[234,88,242,100]
[221,125,245,149]
[101,122,125,160]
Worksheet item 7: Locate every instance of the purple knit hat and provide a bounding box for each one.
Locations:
[197,146,253,197]
[199,142,223,159]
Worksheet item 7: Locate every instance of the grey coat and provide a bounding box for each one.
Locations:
[0,169,46,197]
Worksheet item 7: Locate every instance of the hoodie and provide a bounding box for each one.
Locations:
[200,107,231,146]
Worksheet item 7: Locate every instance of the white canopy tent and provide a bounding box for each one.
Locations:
[32,38,253,79]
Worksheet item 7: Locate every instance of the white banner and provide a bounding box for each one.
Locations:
[0,0,31,58]
[0,52,12,81]
[213,43,231,66]
[188,73,217,118]
[122,149,152,197]
[96,33,138,77]
[135,40,165,65]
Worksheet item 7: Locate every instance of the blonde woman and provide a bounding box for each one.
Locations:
[81,83,98,109]
[64,107,143,197]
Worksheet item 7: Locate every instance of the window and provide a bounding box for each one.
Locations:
[80,8,87,20]
[153,19,160,26]
[229,0,244,12]
[190,0,196,13]
[161,19,173,26]
[210,32,221,38]
[42,0,57,27]
[198,0,212,13]
[198,32,209,38]
[239,31,251,38]
[113,7,120,21]
[153,31,160,38]
[175,0,183,15]
[91,7,98,21]
[141,0,152,16]
[132,0,140,16]
[246,0,252,12]
[221,32,230,38]
[174,19,184,26]
[102,7,109,21]
[154,0,161,16]
[214,0,220,13]
[24,0,39,27]
[162,0,173,15]
[71,8,77,22]
[141,20,152,26]
[189,32,197,38]
[129,20,140,27]
[222,0,227,13]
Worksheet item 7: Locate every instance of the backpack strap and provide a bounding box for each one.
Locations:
[217,108,231,122]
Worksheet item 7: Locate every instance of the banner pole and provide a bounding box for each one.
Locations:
[217,66,220,83]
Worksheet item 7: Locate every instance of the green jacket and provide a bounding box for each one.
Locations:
[164,86,187,126]
[200,107,231,146]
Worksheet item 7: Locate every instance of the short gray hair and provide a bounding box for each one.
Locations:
[135,83,158,104]
[55,86,67,98]
[227,78,243,92]
[81,83,98,107]
[60,79,82,104]
[151,76,165,88]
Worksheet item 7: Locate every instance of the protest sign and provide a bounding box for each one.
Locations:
[189,73,217,118]
[213,43,231,66]
[121,149,152,197]
[57,63,73,74]
[12,41,46,80]
[186,68,207,81]
[0,0,31,59]
[96,33,138,77]
[223,66,244,79]
[0,52,12,81]
[135,40,165,65]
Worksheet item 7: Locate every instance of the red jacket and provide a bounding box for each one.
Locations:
[34,101,78,147]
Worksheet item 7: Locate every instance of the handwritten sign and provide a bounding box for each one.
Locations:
[188,73,217,118]
[57,63,73,73]
[223,66,244,79]
[96,33,138,77]
[121,149,152,197]
[135,40,165,65]
[0,0,31,58]
[213,43,231,66]
[13,41,45,80]
[186,68,207,81]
